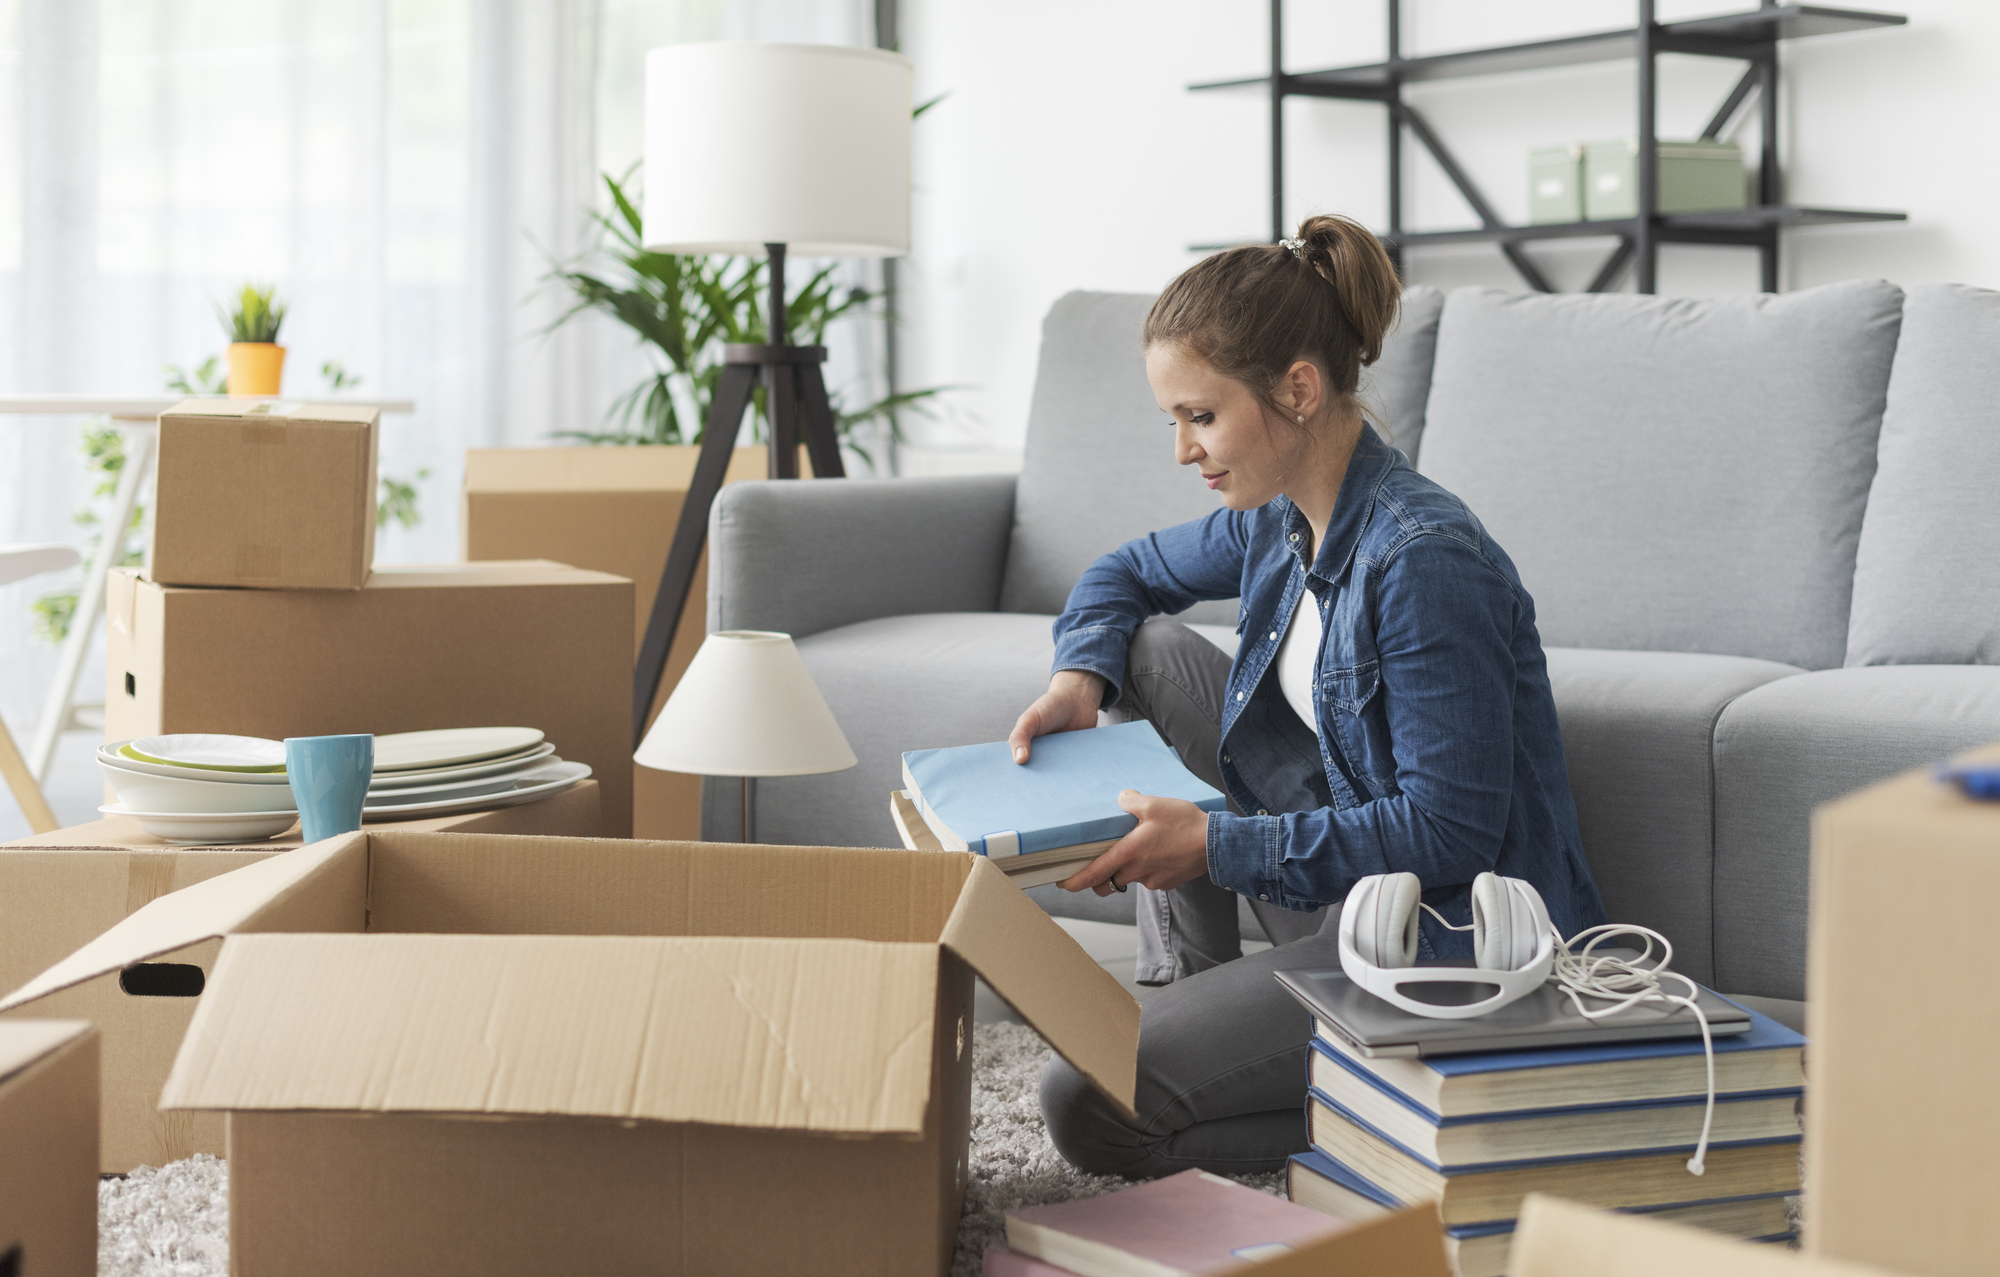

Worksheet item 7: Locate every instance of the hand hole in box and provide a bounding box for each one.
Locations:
[119,963,205,997]
[1,1243,20,1277]
[124,672,135,697]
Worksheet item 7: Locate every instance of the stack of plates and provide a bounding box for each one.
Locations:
[98,728,591,845]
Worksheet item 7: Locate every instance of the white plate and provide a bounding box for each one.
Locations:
[362,758,568,805]
[371,727,545,772]
[100,741,293,785]
[101,804,297,845]
[362,760,591,820]
[366,742,556,788]
[99,758,298,814]
[126,733,287,773]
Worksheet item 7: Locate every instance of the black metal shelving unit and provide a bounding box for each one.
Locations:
[1192,1,1908,292]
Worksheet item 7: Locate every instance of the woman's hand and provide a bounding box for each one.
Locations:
[1007,670,1108,764]
[1061,790,1211,896]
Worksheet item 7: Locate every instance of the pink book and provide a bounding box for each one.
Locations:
[1003,1169,1351,1276]
[984,1247,1081,1276]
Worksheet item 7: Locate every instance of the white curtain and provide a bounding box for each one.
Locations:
[0,0,874,829]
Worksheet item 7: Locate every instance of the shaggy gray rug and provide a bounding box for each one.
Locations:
[95,1023,1282,1276]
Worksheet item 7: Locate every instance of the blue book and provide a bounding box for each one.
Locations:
[1287,1149,1795,1277]
[1311,1002,1805,1119]
[899,721,1227,858]
[1308,1085,1799,1177]
[1308,1040,1801,1168]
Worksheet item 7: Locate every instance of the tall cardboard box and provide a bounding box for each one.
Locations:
[0,783,601,1172]
[106,561,634,837]
[463,446,772,839]
[10,830,1138,1276]
[0,1021,97,1277]
[1805,745,2000,1277]
[152,400,381,590]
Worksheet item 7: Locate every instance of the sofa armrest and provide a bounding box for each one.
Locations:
[708,474,1018,639]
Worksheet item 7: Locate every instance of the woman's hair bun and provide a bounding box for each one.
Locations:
[1290,214,1401,368]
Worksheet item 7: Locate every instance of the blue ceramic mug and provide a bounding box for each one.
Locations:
[284,734,374,843]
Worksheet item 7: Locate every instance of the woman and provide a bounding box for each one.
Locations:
[1013,214,1607,1178]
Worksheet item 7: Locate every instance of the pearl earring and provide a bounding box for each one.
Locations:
[1297,414,1304,423]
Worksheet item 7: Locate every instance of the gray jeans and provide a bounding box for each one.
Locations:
[1042,617,1342,1177]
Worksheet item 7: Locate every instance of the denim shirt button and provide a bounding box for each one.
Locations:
[1289,533,1299,541]
[1236,692,1244,701]
[1258,893,1269,901]
[1257,808,1268,815]
[1221,754,1230,764]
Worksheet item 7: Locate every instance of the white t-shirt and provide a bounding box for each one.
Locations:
[1275,586,1323,733]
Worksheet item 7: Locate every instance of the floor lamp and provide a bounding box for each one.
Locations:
[631,42,913,745]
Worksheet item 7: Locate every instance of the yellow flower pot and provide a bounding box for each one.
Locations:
[226,342,286,396]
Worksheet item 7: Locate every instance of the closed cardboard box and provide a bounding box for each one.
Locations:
[18,830,1136,1276]
[105,561,634,837]
[463,445,772,839]
[0,1021,98,1277]
[1806,745,2000,1277]
[0,783,601,1172]
[152,400,380,590]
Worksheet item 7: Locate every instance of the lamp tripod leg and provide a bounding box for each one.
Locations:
[741,775,755,844]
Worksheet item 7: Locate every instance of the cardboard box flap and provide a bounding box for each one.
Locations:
[162,932,942,1134]
[0,833,366,1011]
[0,1020,93,1083]
[940,857,1140,1117]
[1512,1194,1886,1277]
[162,399,380,425]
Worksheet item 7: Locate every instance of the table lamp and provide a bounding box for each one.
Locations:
[632,41,913,747]
[633,630,858,842]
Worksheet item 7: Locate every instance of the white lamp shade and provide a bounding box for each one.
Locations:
[635,631,858,778]
[642,42,911,257]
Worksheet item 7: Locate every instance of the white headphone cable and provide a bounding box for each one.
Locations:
[1420,906,1715,1175]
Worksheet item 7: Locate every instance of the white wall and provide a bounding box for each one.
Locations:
[898,0,2000,455]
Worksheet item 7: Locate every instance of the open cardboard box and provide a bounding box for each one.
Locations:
[7,830,1140,1276]
[0,780,599,1171]
[1805,743,2000,1277]
[1511,1194,1897,1277]
[0,1021,98,1277]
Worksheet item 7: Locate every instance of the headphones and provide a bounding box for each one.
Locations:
[1338,870,1554,1020]
[1337,869,1719,1177]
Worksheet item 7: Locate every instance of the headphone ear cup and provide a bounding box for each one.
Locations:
[1472,873,1551,970]
[1351,872,1422,969]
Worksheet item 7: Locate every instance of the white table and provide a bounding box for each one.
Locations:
[0,395,417,783]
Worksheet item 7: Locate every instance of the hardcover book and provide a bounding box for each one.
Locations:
[1004,1168,1348,1276]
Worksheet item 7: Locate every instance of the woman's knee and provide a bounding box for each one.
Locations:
[1038,1055,1154,1178]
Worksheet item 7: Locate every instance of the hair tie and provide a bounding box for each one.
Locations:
[1279,237,1307,258]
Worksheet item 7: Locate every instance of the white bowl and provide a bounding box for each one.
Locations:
[101,804,297,845]
[100,741,293,784]
[98,758,298,813]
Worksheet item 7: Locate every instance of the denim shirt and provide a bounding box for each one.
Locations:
[1052,425,1607,959]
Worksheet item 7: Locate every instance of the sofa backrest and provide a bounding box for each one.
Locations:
[1845,283,2000,666]
[999,286,1446,621]
[1417,281,1903,671]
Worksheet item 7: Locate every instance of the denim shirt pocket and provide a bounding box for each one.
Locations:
[1321,660,1397,796]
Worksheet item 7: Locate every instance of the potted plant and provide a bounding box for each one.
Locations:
[219,284,288,396]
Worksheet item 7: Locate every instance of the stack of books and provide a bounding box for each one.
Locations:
[1285,1005,1806,1276]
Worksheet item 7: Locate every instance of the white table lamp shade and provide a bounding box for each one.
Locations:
[643,42,911,257]
[635,631,858,778]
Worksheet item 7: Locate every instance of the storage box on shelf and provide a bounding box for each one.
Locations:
[1582,139,1746,220]
[8,830,1138,1277]
[151,400,380,591]
[0,1021,97,1277]
[105,561,634,837]
[0,781,600,1172]
[462,445,771,839]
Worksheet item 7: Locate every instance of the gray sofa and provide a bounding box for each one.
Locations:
[704,279,2000,1017]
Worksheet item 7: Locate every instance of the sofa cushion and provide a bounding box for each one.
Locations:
[998,286,1445,622]
[1545,648,1805,986]
[1712,665,2000,1001]
[1418,280,1903,671]
[1846,283,2000,666]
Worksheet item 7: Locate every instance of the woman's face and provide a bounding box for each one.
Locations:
[1145,343,1310,511]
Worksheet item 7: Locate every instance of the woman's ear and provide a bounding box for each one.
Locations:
[1283,359,1324,421]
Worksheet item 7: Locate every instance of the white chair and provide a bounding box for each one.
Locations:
[0,542,83,833]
